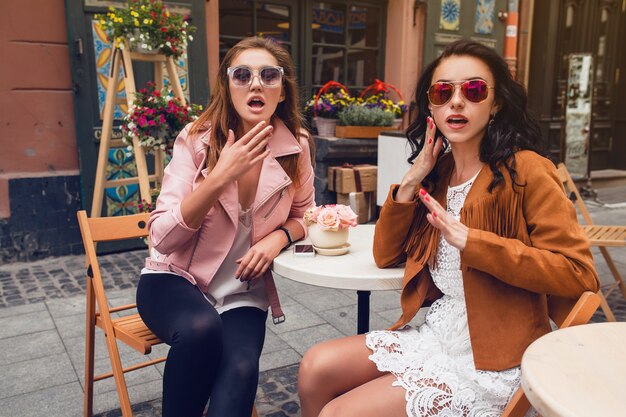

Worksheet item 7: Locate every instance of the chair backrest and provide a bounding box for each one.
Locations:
[77,210,149,310]
[548,291,601,328]
[556,163,594,225]
[501,291,601,417]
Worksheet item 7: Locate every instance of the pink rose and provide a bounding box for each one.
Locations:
[303,206,323,226]
[316,207,340,231]
[336,205,358,228]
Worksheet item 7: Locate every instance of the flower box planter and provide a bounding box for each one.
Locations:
[314,117,339,137]
[335,125,400,139]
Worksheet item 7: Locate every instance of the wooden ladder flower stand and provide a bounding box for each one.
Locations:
[91,44,186,218]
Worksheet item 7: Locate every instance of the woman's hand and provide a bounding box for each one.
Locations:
[396,116,444,202]
[235,232,284,286]
[213,121,273,182]
[418,188,469,250]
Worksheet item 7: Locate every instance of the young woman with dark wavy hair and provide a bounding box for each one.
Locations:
[136,37,314,417]
[297,39,598,417]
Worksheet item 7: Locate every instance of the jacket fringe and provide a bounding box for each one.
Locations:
[461,186,524,239]
[404,203,441,268]
[403,172,524,267]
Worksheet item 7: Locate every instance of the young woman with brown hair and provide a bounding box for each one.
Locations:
[136,37,314,417]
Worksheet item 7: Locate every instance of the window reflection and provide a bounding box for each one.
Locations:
[218,1,292,62]
[257,3,290,42]
[347,49,378,87]
[312,1,382,90]
[312,3,347,45]
[217,1,384,94]
[347,6,379,48]
[312,47,345,86]
[220,0,253,39]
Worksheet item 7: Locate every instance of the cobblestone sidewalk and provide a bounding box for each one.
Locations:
[1,186,625,416]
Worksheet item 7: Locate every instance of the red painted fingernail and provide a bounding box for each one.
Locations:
[425,196,430,202]
[428,137,432,144]
[419,188,427,196]
[433,212,437,218]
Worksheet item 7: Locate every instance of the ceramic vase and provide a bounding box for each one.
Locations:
[308,225,349,249]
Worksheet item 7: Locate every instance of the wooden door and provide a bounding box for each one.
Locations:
[65,0,208,217]
[65,0,208,251]
[422,0,508,64]
[528,0,625,171]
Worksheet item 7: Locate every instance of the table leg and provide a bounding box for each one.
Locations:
[357,290,371,334]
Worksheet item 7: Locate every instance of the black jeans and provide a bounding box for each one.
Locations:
[136,273,267,417]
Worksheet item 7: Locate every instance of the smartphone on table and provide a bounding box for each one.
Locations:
[293,244,315,257]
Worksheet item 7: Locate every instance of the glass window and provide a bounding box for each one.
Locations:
[312,46,345,85]
[312,3,347,45]
[311,1,384,92]
[219,0,254,39]
[257,3,291,43]
[347,6,379,48]
[346,49,378,87]
[216,0,385,100]
[219,1,292,62]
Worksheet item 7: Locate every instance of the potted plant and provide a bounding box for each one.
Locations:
[122,82,202,154]
[96,0,195,58]
[303,204,358,250]
[360,79,408,129]
[335,104,399,139]
[361,93,408,128]
[304,81,355,137]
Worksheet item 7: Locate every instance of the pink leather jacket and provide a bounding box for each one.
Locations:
[146,119,315,322]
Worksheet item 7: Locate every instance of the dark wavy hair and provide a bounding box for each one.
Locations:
[406,39,545,192]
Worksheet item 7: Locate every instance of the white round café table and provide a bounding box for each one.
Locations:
[272,224,404,334]
[521,322,626,417]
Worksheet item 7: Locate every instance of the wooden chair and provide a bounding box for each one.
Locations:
[78,211,165,417]
[78,210,261,417]
[501,291,602,417]
[557,163,626,321]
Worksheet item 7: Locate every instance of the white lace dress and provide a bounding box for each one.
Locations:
[366,175,524,417]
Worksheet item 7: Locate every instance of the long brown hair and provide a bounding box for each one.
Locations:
[190,37,310,186]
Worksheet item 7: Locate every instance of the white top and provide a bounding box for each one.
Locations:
[366,171,526,417]
[521,322,626,417]
[143,205,269,314]
[272,224,404,291]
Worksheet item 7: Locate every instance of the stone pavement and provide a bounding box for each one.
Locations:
[0,186,625,417]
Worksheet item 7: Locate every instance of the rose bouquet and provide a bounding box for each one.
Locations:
[304,204,358,231]
[304,204,358,250]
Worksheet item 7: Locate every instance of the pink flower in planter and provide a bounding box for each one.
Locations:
[303,204,358,231]
[337,205,358,228]
[316,207,340,231]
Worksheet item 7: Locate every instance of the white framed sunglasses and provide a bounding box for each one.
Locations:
[226,65,284,88]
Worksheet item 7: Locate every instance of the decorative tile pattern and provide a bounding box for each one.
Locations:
[105,148,140,216]
[91,19,189,216]
[92,19,127,121]
[474,0,495,34]
[440,0,461,31]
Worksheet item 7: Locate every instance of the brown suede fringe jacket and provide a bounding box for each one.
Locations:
[373,150,599,371]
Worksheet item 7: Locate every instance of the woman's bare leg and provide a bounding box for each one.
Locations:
[319,373,407,417]
[298,334,387,417]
